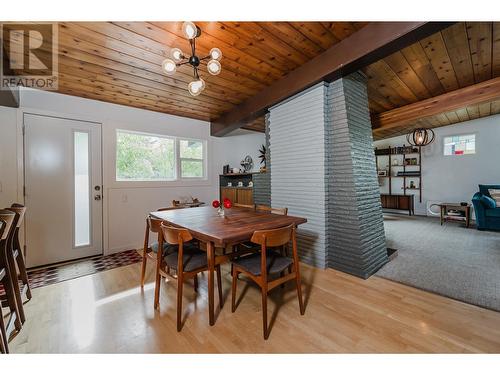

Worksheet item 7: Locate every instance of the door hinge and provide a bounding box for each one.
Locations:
[22,125,25,136]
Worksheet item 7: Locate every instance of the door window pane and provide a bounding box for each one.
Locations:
[74,131,90,247]
[116,131,175,181]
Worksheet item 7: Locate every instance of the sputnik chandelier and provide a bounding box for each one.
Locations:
[161,22,222,96]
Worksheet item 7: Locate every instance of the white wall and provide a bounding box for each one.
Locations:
[374,114,500,216]
[212,128,266,173]
[0,88,264,255]
[0,106,20,208]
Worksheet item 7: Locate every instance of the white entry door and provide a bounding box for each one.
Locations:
[24,113,103,267]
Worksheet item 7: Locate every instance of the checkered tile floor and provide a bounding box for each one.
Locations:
[26,249,142,289]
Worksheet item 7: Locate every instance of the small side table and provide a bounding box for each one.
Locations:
[439,203,471,228]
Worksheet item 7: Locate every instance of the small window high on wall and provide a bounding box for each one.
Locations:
[443,134,476,156]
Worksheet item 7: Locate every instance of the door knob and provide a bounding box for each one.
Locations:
[94,194,101,201]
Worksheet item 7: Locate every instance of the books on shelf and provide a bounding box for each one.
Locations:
[396,171,420,177]
[374,145,419,155]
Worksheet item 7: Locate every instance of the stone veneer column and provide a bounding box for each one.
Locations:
[326,72,388,278]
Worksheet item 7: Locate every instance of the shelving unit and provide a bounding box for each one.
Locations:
[375,145,422,203]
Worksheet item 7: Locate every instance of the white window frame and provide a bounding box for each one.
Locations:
[177,137,207,180]
[443,132,477,157]
[115,129,207,183]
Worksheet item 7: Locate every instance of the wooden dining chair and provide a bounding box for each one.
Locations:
[141,214,174,287]
[141,206,191,286]
[255,204,288,216]
[8,204,32,302]
[232,203,255,209]
[0,211,22,345]
[1,209,26,325]
[0,220,8,354]
[231,224,304,340]
[172,200,181,207]
[240,205,288,250]
[156,223,223,332]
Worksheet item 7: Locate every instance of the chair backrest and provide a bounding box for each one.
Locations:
[255,204,288,216]
[0,220,5,242]
[147,216,164,234]
[172,200,181,207]
[160,223,192,245]
[9,204,26,228]
[251,224,294,247]
[0,210,15,241]
[233,203,255,209]
[250,225,296,280]
[479,184,500,197]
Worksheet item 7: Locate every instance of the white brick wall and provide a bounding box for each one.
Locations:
[269,84,327,268]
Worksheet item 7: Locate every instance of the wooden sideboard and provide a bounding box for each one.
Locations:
[380,194,414,216]
[219,173,254,206]
[220,187,253,205]
[219,172,270,206]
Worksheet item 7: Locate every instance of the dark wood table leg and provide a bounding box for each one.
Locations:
[466,206,470,228]
[207,241,215,326]
[440,206,444,225]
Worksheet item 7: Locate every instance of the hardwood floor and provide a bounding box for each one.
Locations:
[9,261,500,353]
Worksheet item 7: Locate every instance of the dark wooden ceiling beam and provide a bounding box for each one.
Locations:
[372,76,500,134]
[211,22,454,136]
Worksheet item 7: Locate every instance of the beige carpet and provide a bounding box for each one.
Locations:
[377,213,500,311]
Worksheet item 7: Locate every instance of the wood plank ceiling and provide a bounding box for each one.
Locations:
[53,22,367,132]
[49,22,500,136]
[369,22,500,140]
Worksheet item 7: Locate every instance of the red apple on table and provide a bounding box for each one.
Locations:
[212,200,220,208]
[223,199,232,209]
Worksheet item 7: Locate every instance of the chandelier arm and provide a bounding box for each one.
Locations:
[176,60,190,66]
[189,39,195,57]
[199,55,211,61]
[191,38,197,57]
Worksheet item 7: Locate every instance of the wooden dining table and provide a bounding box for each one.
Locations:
[150,205,307,326]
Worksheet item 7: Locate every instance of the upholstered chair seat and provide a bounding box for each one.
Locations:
[233,251,293,276]
[163,244,208,272]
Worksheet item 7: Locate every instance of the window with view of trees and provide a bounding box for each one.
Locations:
[179,139,205,178]
[116,131,176,181]
[115,130,206,182]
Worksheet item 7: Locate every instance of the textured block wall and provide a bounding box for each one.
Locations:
[269,84,328,268]
[326,72,388,278]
